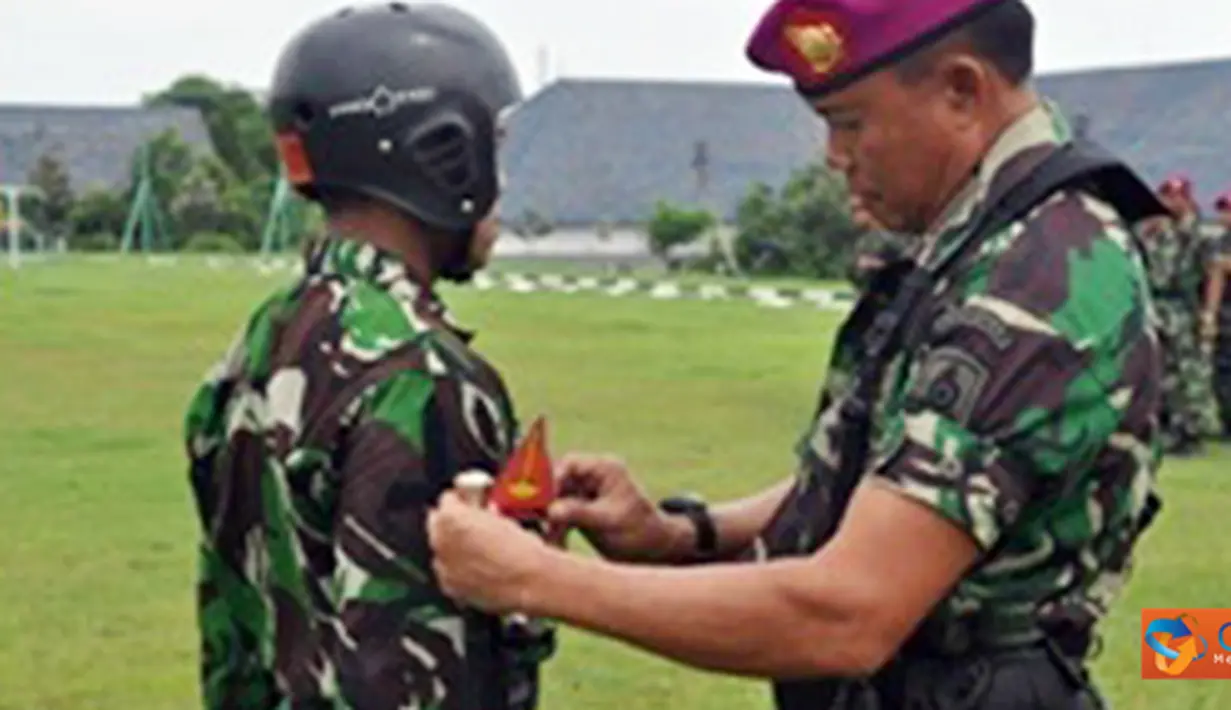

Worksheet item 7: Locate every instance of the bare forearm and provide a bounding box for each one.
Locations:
[710,478,794,557]
[525,548,874,679]
[661,478,794,563]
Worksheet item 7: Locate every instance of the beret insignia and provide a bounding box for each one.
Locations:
[784,21,844,76]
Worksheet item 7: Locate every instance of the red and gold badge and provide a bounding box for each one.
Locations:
[782,11,846,79]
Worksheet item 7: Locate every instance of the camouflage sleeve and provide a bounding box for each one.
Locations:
[196,544,280,708]
[185,326,284,710]
[329,365,506,709]
[872,194,1153,551]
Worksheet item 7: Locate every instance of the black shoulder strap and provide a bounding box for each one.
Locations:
[931,140,1166,277]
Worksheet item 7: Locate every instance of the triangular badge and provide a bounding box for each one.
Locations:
[490,416,556,518]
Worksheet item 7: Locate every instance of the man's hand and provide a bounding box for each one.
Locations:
[427,491,552,614]
[546,455,690,563]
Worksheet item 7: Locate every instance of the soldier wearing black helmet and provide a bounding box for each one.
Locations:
[182,4,554,709]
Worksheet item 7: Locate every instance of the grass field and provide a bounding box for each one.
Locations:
[1,257,1228,710]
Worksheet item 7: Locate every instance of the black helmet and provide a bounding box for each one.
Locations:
[267,2,522,234]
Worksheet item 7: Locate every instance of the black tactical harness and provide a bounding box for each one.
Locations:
[771,140,1167,710]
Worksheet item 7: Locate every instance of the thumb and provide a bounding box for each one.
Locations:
[437,489,463,510]
[547,497,606,529]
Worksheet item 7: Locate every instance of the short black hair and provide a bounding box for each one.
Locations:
[899,0,1035,86]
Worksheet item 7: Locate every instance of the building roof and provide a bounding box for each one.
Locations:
[500,78,823,226]
[1035,57,1231,201]
[6,54,1229,216]
[0,104,213,193]
[501,57,1231,225]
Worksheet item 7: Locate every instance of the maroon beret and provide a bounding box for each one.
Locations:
[745,0,1010,98]
[1158,174,1192,196]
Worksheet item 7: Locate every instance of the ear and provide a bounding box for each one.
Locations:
[933,54,990,127]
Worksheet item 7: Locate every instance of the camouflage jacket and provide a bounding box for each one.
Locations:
[1138,212,1207,305]
[183,238,553,710]
[1214,227,1231,309]
[761,103,1162,665]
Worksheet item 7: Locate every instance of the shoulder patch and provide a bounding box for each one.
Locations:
[459,380,510,460]
[908,347,990,426]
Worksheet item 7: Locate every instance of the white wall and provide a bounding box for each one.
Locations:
[492,223,738,260]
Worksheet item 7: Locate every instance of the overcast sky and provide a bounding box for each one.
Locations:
[3,0,1228,105]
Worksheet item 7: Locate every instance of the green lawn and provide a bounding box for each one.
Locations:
[1,257,1227,709]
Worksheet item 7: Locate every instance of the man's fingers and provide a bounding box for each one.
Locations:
[546,498,586,525]
[554,453,601,480]
[427,505,448,549]
[546,497,611,530]
[559,454,628,485]
[555,457,611,498]
[429,491,476,545]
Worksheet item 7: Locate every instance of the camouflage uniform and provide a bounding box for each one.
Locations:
[1139,214,1221,450]
[184,238,554,709]
[1192,219,1224,435]
[759,104,1162,705]
[1213,228,1231,435]
[847,228,914,292]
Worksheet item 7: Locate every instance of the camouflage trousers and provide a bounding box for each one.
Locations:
[1215,306,1231,436]
[1156,300,1221,449]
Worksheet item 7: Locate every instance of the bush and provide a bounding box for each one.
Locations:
[733,163,861,280]
[74,233,119,252]
[181,232,246,254]
[646,202,716,263]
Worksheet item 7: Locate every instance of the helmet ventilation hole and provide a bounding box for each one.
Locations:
[411,123,476,193]
[292,102,315,131]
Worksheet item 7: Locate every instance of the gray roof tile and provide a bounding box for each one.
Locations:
[1035,58,1231,202]
[501,59,1231,224]
[0,104,212,193]
[500,79,824,225]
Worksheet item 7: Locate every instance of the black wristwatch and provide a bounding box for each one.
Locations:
[658,495,718,557]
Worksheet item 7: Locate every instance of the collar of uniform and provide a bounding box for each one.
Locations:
[918,100,1070,264]
[305,236,475,342]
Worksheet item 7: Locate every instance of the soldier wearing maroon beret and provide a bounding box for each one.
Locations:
[1143,175,1221,453]
[1207,192,1231,435]
[426,1,1164,708]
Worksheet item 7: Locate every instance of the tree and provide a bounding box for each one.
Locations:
[132,129,196,211]
[172,155,232,237]
[733,163,861,279]
[145,74,277,185]
[25,149,75,236]
[68,189,129,249]
[645,201,715,266]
